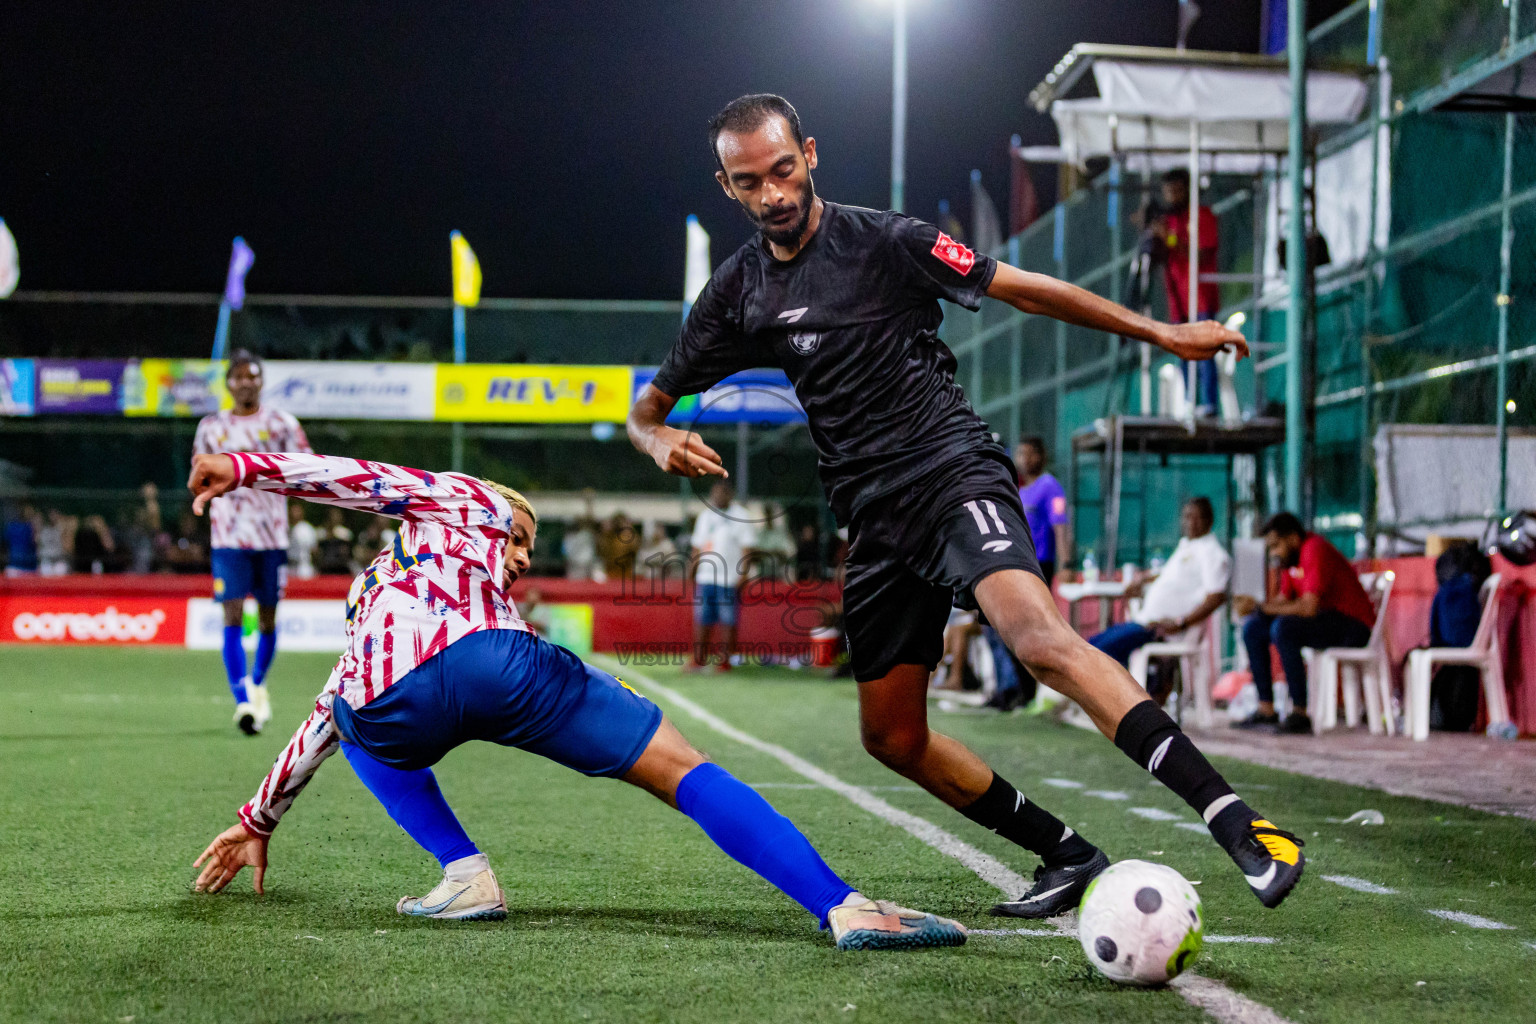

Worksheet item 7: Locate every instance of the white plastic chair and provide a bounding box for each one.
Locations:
[1404,574,1509,741]
[1308,571,1396,736]
[1129,616,1217,729]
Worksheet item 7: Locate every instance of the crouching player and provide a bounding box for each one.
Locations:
[186,451,964,951]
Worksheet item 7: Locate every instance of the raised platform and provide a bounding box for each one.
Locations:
[1071,415,1287,457]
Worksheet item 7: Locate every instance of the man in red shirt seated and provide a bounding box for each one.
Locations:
[1232,512,1375,733]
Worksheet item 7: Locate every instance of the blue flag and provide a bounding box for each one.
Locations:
[223,237,255,310]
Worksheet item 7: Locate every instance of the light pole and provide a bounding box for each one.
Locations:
[890,0,907,212]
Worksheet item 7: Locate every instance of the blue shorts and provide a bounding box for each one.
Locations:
[332,628,663,776]
[695,583,739,627]
[211,548,288,606]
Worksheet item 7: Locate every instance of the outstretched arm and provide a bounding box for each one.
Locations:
[188,452,510,532]
[192,701,341,894]
[626,384,729,479]
[985,263,1249,363]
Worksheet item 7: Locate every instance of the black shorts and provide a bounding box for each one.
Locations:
[842,452,1046,682]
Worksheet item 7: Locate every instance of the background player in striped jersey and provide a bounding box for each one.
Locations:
[192,351,311,735]
[186,451,966,950]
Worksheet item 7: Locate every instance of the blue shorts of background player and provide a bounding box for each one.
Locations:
[212,548,288,606]
[694,582,739,627]
[212,548,288,717]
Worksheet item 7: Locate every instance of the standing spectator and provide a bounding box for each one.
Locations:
[287,504,318,580]
[794,523,822,583]
[688,479,757,672]
[352,518,397,575]
[1014,437,1069,582]
[1087,497,1229,667]
[36,509,74,576]
[120,484,162,574]
[72,514,120,574]
[751,504,797,581]
[3,504,39,574]
[1155,168,1220,416]
[1232,512,1375,733]
[562,517,600,581]
[599,512,641,579]
[636,521,679,575]
[160,511,210,573]
[314,507,354,575]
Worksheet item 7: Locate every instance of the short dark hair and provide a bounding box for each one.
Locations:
[1184,496,1214,522]
[226,348,263,380]
[1019,435,1047,457]
[1162,167,1191,186]
[708,94,804,171]
[1260,511,1306,538]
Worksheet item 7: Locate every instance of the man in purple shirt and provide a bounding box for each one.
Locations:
[1014,438,1070,583]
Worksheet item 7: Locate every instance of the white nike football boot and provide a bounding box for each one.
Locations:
[247,679,272,731]
[233,700,259,736]
[826,893,967,951]
[397,855,507,921]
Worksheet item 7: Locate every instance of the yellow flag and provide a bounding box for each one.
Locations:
[450,231,482,307]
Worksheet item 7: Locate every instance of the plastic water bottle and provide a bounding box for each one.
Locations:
[1082,549,1099,583]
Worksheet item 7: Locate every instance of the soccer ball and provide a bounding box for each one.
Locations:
[1077,859,1203,986]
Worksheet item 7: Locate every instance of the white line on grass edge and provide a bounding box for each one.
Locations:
[600,659,1295,1024]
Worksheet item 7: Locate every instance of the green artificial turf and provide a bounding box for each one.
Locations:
[2,645,1534,1023]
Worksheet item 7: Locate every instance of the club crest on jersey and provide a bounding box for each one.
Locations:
[788,331,820,355]
[931,232,976,275]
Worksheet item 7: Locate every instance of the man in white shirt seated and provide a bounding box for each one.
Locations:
[1088,497,1230,666]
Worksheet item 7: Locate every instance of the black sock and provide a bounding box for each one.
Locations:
[1113,699,1255,850]
[958,772,1097,866]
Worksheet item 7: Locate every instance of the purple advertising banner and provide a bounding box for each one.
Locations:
[34,359,127,414]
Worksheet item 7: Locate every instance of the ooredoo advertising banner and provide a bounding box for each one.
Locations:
[0,596,187,645]
[35,359,127,414]
[262,361,436,421]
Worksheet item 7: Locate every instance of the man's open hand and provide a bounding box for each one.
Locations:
[1158,321,1250,362]
[193,821,268,894]
[187,454,239,515]
[648,425,728,479]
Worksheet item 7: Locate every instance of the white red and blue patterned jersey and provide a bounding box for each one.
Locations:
[193,407,311,550]
[228,452,531,836]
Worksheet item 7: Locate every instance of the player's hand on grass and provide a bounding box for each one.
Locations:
[1157,320,1250,362]
[193,822,268,894]
[649,425,728,479]
[187,453,240,515]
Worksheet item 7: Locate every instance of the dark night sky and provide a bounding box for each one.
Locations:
[1,1,1335,301]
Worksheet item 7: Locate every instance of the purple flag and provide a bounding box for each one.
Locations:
[223,236,255,309]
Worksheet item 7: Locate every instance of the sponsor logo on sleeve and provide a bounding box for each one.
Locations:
[931,233,977,275]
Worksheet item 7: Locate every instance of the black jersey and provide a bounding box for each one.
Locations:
[651,202,1004,525]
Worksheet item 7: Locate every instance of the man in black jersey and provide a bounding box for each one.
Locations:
[628,95,1304,916]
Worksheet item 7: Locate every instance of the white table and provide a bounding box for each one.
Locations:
[1056,579,1129,633]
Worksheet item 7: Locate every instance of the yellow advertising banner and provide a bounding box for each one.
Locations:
[435,364,633,423]
[122,359,230,417]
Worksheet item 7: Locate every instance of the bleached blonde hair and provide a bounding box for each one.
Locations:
[482,480,538,526]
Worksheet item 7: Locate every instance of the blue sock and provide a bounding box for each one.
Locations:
[341,741,480,867]
[222,625,248,704]
[675,762,856,925]
[253,629,277,686]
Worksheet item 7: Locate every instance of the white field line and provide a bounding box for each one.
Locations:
[604,660,1296,1024]
[1322,875,1399,895]
[970,928,1273,944]
[1084,790,1129,801]
[1042,777,1084,788]
[1425,909,1515,930]
[748,782,922,792]
[1130,807,1186,822]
